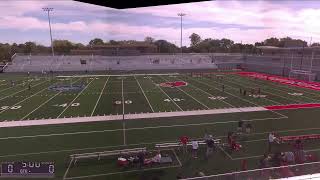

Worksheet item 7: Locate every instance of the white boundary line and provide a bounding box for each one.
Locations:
[57,78,95,118]
[134,75,155,112]
[0,107,275,128]
[0,115,286,140]
[64,164,181,180]
[90,76,110,116]
[149,77,183,111]
[1,123,317,159]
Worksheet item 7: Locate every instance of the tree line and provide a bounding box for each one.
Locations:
[0,35,318,61]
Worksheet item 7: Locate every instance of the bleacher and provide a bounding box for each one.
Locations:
[155,139,221,149]
[70,147,147,165]
[5,54,219,72]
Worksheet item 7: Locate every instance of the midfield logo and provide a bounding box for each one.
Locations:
[159,81,188,88]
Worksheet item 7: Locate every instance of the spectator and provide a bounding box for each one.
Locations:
[137,151,145,168]
[245,123,253,134]
[152,151,162,163]
[237,120,244,132]
[191,140,199,158]
[259,154,271,168]
[205,135,215,159]
[179,135,189,153]
[268,132,279,153]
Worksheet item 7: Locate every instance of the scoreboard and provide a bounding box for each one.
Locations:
[1,161,54,178]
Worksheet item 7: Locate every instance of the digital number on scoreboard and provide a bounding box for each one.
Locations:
[1,161,55,178]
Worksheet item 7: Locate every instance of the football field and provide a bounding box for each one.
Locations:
[1,72,320,179]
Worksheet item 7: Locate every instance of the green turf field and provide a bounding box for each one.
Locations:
[1,72,320,180]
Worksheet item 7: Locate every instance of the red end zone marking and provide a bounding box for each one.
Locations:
[237,71,320,91]
[265,103,320,110]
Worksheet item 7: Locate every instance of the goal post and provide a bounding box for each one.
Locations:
[289,69,316,82]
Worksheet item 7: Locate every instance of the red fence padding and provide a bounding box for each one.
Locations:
[280,134,320,142]
[265,103,320,110]
[237,71,320,91]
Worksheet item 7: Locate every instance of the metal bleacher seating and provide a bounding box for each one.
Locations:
[6,54,220,72]
[70,147,147,165]
[155,139,221,149]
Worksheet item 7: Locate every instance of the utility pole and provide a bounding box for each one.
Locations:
[43,8,54,56]
[178,13,186,57]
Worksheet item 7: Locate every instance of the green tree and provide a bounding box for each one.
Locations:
[144,37,155,44]
[189,33,202,47]
[24,41,37,54]
[89,38,104,46]
[53,40,74,55]
[264,37,280,46]
[154,40,178,53]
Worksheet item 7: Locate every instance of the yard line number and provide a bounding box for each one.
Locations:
[208,96,227,100]
[164,98,185,102]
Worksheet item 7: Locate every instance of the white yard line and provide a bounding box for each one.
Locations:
[20,92,62,120]
[177,87,210,109]
[122,79,126,145]
[0,82,25,93]
[57,73,180,78]
[191,76,288,118]
[160,75,211,109]
[226,77,285,105]
[57,78,95,118]
[177,76,235,108]
[217,145,233,160]
[172,149,183,167]
[0,80,48,101]
[149,77,183,111]
[20,78,81,120]
[0,81,57,114]
[90,77,110,116]
[63,158,74,180]
[227,76,303,104]
[134,75,155,112]
[233,75,320,103]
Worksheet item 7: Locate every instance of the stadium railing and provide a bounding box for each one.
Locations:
[155,139,221,149]
[180,161,320,180]
[70,147,146,165]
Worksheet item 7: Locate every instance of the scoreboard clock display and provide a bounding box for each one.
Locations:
[1,161,55,178]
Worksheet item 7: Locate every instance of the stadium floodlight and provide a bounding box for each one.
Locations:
[177,13,186,57]
[43,7,55,57]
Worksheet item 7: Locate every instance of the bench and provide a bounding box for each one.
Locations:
[155,139,221,149]
[70,147,147,165]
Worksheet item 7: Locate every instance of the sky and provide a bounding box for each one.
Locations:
[0,0,320,46]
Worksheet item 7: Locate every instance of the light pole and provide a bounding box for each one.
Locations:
[178,13,186,57]
[43,7,54,56]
